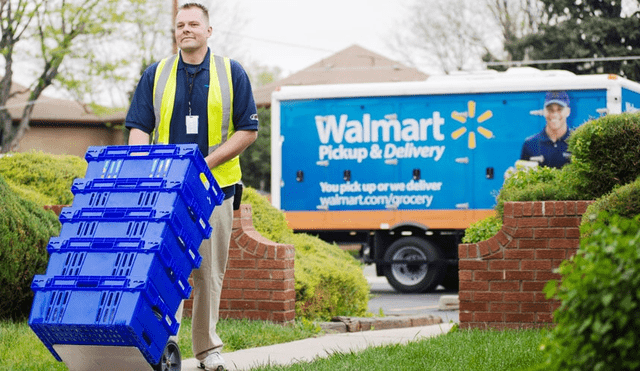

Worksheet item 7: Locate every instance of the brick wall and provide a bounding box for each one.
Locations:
[458,201,592,330]
[183,204,296,323]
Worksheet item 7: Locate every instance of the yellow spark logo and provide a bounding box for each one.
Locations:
[450,100,494,149]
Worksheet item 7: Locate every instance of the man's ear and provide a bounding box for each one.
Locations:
[564,107,571,117]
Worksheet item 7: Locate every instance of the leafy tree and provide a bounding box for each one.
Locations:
[0,0,129,153]
[1,0,254,154]
[509,0,640,80]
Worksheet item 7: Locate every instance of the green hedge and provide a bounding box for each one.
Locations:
[0,151,86,206]
[0,175,60,320]
[241,187,369,321]
[495,164,581,219]
[569,112,640,200]
[461,215,502,244]
[541,213,640,370]
[240,186,291,243]
[288,233,370,320]
[581,177,640,237]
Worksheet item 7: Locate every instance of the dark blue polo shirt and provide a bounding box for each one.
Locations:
[126,49,259,198]
[520,129,571,169]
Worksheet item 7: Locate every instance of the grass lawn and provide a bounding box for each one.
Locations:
[1,319,546,371]
[0,317,320,371]
[249,326,547,371]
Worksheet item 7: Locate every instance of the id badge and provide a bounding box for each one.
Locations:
[186,115,199,135]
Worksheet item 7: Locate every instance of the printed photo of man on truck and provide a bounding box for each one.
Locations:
[519,90,572,168]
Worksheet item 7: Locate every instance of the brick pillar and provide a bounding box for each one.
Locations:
[183,204,296,323]
[458,201,592,330]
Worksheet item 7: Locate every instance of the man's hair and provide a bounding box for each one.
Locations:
[179,2,210,20]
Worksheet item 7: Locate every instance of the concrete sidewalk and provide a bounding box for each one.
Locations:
[181,322,455,371]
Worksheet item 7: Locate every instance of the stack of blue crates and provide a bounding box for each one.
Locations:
[28,144,224,366]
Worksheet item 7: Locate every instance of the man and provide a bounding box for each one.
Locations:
[520,91,572,168]
[125,3,258,370]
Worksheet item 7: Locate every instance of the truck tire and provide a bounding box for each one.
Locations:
[382,237,444,293]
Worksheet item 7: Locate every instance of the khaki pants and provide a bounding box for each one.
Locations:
[172,196,234,361]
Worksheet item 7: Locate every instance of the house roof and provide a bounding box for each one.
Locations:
[4,81,125,124]
[253,44,428,107]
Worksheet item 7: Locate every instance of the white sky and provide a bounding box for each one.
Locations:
[235,0,413,76]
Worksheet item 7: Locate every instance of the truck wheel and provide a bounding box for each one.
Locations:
[382,237,444,293]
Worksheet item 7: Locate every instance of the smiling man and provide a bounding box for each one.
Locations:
[125,3,259,370]
[520,91,572,168]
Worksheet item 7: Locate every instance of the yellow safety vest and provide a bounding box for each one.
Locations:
[152,52,241,188]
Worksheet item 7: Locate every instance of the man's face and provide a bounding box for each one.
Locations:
[544,103,570,132]
[175,7,212,53]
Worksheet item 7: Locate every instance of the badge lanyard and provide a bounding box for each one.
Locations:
[185,66,200,134]
[185,66,201,115]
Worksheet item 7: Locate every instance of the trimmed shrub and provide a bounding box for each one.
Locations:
[0,151,86,206]
[541,213,640,370]
[240,187,291,243]
[495,164,581,218]
[0,175,60,320]
[462,215,502,244]
[569,112,640,200]
[241,187,369,320]
[581,177,640,236]
[287,233,370,321]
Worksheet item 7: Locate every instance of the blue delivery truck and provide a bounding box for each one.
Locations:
[270,68,640,293]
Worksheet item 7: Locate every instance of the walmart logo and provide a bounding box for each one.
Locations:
[450,101,494,149]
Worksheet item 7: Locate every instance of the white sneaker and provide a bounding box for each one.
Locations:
[199,351,226,371]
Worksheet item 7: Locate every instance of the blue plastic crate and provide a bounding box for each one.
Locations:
[45,247,190,313]
[29,275,179,365]
[61,191,212,241]
[47,236,202,282]
[68,178,212,247]
[83,144,224,216]
[56,217,208,260]
[71,176,215,224]
[59,201,211,252]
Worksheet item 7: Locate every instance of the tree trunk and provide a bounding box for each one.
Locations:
[0,47,15,153]
[7,101,36,152]
[1,56,61,153]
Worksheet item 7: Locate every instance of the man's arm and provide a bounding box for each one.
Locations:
[205,130,257,169]
[129,128,151,145]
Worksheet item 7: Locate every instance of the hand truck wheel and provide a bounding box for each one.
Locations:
[153,340,181,371]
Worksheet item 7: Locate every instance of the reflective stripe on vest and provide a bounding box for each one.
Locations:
[152,53,241,188]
